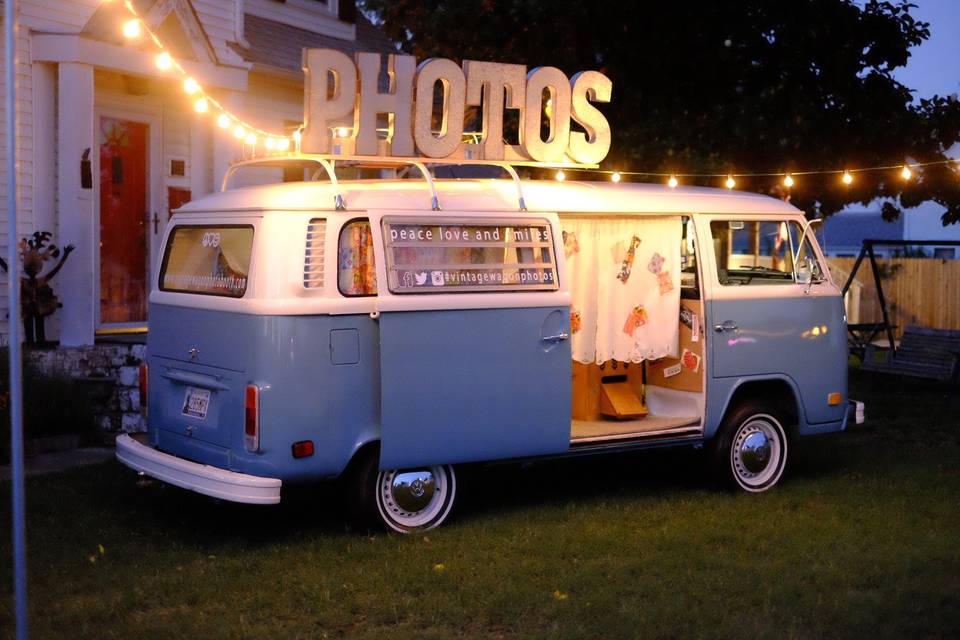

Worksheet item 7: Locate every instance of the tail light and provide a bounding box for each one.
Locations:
[244,384,260,451]
[138,362,148,415]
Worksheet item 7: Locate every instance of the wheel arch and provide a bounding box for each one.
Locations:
[709,376,803,440]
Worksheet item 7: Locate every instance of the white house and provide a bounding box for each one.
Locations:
[0,0,393,346]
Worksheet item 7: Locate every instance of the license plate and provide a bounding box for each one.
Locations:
[182,387,211,420]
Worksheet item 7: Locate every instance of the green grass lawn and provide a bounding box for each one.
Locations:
[2,369,959,639]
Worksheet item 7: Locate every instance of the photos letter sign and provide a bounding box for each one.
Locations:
[302,50,612,164]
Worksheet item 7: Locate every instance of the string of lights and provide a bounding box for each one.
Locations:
[119,0,295,151]
[116,0,959,187]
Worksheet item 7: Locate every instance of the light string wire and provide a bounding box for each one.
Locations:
[117,0,959,184]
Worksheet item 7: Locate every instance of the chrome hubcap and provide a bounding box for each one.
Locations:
[739,431,771,473]
[730,415,785,491]
[388,470,436,513]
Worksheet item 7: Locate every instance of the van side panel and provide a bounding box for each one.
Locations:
[379,307,572,468]
[147,304,379,482]
[705,293,848,435]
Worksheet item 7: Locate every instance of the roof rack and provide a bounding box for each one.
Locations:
[219,153,598,212]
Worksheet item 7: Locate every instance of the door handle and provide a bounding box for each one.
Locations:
[713,321,738,333]
[541,332,570,343]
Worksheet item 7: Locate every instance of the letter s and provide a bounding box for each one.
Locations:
[568,71,612,165]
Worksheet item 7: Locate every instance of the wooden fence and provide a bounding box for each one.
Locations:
[828,257,960,335]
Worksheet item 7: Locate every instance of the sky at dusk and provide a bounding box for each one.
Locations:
[894,0,960,99]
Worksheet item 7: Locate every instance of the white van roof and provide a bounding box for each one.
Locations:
[178,178,802,216]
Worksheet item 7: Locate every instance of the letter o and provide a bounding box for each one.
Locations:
[414,58,466,158]
[520,66,571,163]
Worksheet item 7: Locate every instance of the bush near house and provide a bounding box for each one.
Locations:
[0,348,95,463]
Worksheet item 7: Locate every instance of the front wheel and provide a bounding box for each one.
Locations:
[711,403,789,492]
[347,449,457,533]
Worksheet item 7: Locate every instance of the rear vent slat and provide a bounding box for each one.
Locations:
[303,218,326,289]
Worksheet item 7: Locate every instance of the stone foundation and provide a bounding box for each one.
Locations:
[27,343,147,438]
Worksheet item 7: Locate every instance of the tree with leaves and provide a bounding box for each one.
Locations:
[362,0,960,223]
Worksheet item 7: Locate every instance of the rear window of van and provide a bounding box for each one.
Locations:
[159,225,254,297]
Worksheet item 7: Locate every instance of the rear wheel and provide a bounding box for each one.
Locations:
[347,448,457,533]
[711,402,789,492]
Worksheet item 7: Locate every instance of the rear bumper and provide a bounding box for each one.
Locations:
[115,434,281,505]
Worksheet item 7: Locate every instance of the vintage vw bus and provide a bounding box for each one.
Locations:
[117,157,863,532]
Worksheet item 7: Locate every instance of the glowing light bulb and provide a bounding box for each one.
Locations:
[122,19,141,39]
[901,165,912,180]
[725,175,736,189]
[193,97,208,114]
[611,171,621,183]
[783,174,795,188]
[292,129,302,144]
[667,175,678,188]
[233,125,246,139]
[335,127,349,138]
[556,170,566,182]
[842,170,853,185]
[217,114,230,129]
[264,137,276,150]
[276,138,291,151]
[183,77,200,95]
[245,132,257,145]
[155,52,173,71]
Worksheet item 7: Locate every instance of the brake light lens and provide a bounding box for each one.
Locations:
[138,362,148,415]
[244,384,259,451]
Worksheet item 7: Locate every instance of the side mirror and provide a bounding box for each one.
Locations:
[796,256,823,286]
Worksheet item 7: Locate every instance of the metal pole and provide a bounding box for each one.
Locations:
[866,241,896,353]
[5,0,28,637]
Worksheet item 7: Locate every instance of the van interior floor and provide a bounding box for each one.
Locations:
[570,415,701,445]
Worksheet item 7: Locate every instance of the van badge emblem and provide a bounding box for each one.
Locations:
[410,479,426,498]
[188,347,199,361]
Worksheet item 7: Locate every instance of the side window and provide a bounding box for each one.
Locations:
[338,219,378,296]
[381,217,558,293]
[681,216,699,298]
[159,225,253,297]
[710,220,807,285]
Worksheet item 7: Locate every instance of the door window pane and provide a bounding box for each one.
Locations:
[710,220,800,285]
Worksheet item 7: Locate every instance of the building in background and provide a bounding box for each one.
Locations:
[820,204,960,260]
[0,0,393,346]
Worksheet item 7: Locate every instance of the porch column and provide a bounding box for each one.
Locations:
[190,112,212,198]
[57,62,95,346]
[212,90,243,191]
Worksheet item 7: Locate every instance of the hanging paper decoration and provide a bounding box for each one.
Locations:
[616,235,642,283]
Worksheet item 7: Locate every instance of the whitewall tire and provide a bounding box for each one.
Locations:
[712,404,789,493]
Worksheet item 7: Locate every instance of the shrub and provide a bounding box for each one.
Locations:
[0,347,96,462]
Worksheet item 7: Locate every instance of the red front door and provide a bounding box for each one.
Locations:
[99,117,149,324]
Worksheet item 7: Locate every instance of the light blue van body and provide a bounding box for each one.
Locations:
[121,177,854,503]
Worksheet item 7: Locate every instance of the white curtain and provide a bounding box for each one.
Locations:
[562,216,681,364]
